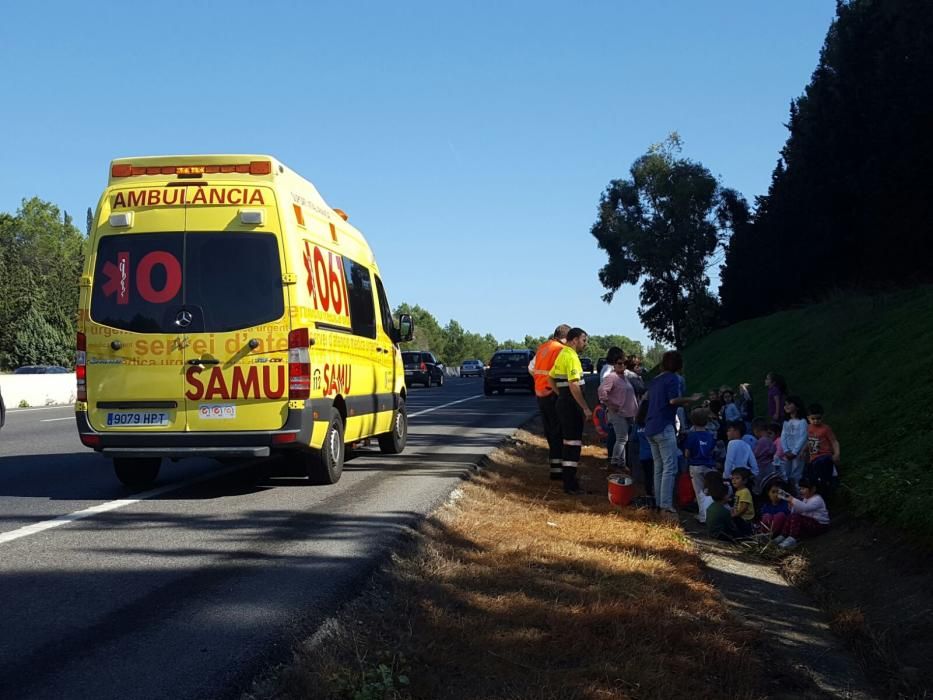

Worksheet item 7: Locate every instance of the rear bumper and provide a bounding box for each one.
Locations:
[484,375,533,390]
[76,402,316,459]
[404,370,430,384]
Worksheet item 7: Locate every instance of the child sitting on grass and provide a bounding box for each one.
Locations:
[770,421,786,482]
[697,470,721,523]
[759,481,791,539]
[705,479,738,541]
[774,477,830,549]
[751,418,776,494]
[729,467,755,537]
[723,421,759,480]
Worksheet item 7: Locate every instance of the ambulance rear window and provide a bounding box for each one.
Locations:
[90,232,283,333]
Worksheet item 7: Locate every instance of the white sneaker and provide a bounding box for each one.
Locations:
[779,536,798,549]
[772,535,786,544]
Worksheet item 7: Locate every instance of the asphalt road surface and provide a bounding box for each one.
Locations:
[0,377,538,700]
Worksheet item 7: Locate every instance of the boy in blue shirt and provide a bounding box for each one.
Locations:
[684,408,717,523]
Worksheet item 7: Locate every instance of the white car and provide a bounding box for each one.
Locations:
[459,359,485,378]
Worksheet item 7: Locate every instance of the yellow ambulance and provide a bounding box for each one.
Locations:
[76,155,414,487]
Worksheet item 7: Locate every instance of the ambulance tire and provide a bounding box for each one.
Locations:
[378,400,407,454]
[113,457,161,488]
[307,409,345,485]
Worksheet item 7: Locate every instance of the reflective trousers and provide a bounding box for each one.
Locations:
[556,388,584,491]
[537,393,563,480]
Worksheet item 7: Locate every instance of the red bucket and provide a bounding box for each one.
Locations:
[608,474,635,507]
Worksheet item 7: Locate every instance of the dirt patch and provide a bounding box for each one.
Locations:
[775,510,933,698]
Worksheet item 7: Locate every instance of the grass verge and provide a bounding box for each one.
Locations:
[244,419,812,700]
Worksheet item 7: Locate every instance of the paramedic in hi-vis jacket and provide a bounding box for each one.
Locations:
[529,324,570,480]
[548,328,592,494]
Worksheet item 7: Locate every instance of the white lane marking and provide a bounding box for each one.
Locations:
[41,417,74,422]
[408,394,484,418]
[0,462,244,547]
[6,405,74,414]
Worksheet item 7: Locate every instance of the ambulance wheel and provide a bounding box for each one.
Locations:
[113,457,161,488]
[307,409,345,485]
[378,400,407,454]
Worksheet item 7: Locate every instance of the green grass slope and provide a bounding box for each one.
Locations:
[682,286,933,539]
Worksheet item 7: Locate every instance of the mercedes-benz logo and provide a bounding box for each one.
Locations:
[175,310,193,328]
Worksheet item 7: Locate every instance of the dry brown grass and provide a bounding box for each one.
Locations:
[248,422,769,700]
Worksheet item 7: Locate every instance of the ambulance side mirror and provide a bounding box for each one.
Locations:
[397,314,414,343]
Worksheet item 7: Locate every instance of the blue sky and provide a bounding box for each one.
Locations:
[0,1,836,347]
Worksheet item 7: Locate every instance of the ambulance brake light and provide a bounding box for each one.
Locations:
[288,328,311,400]
[76,332,87,402]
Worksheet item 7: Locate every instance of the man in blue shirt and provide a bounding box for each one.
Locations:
[645,351,701,514]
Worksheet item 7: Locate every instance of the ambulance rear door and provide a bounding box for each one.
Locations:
[86,197,188,433]
[181,186,290,432]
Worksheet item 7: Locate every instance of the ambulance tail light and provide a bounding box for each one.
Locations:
[80,434,101,448]
[288,328,311,399]
[76,332,87,402]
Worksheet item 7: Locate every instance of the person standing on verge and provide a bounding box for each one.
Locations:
[548,328,592,494]
[598,355,638,472]
[528,324,571,480]
[645,351,701,516]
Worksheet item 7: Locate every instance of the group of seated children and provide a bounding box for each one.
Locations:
[685,403,837,550]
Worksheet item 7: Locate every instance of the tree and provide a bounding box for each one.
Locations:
[0,199,85,370]
[719,0,933,320]
[591,134,741,349]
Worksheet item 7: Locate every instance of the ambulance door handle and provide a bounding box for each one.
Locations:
[187,358,220,365]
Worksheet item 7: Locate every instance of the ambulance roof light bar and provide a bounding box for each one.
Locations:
[111,160,272,178]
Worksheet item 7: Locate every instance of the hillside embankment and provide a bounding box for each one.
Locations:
[682,286,933,540]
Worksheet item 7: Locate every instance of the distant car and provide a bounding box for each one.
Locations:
[13,365,70,374]
[580,357,594,374]
[484,349,535,395]
[402,351,445,387]
[459,359,485,378]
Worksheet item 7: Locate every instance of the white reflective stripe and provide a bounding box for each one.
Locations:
[532,369,551,375]
[563,440,582,446]
[562,461,578,467]
[549,459,562,464]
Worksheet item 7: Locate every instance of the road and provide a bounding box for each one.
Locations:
[0,378,537,700]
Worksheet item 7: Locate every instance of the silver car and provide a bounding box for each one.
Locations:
[459,359,485,378]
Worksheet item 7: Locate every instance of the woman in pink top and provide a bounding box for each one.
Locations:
[598,358,638,470]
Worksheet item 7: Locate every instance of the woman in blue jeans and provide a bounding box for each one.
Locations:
[645,351,701,514]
